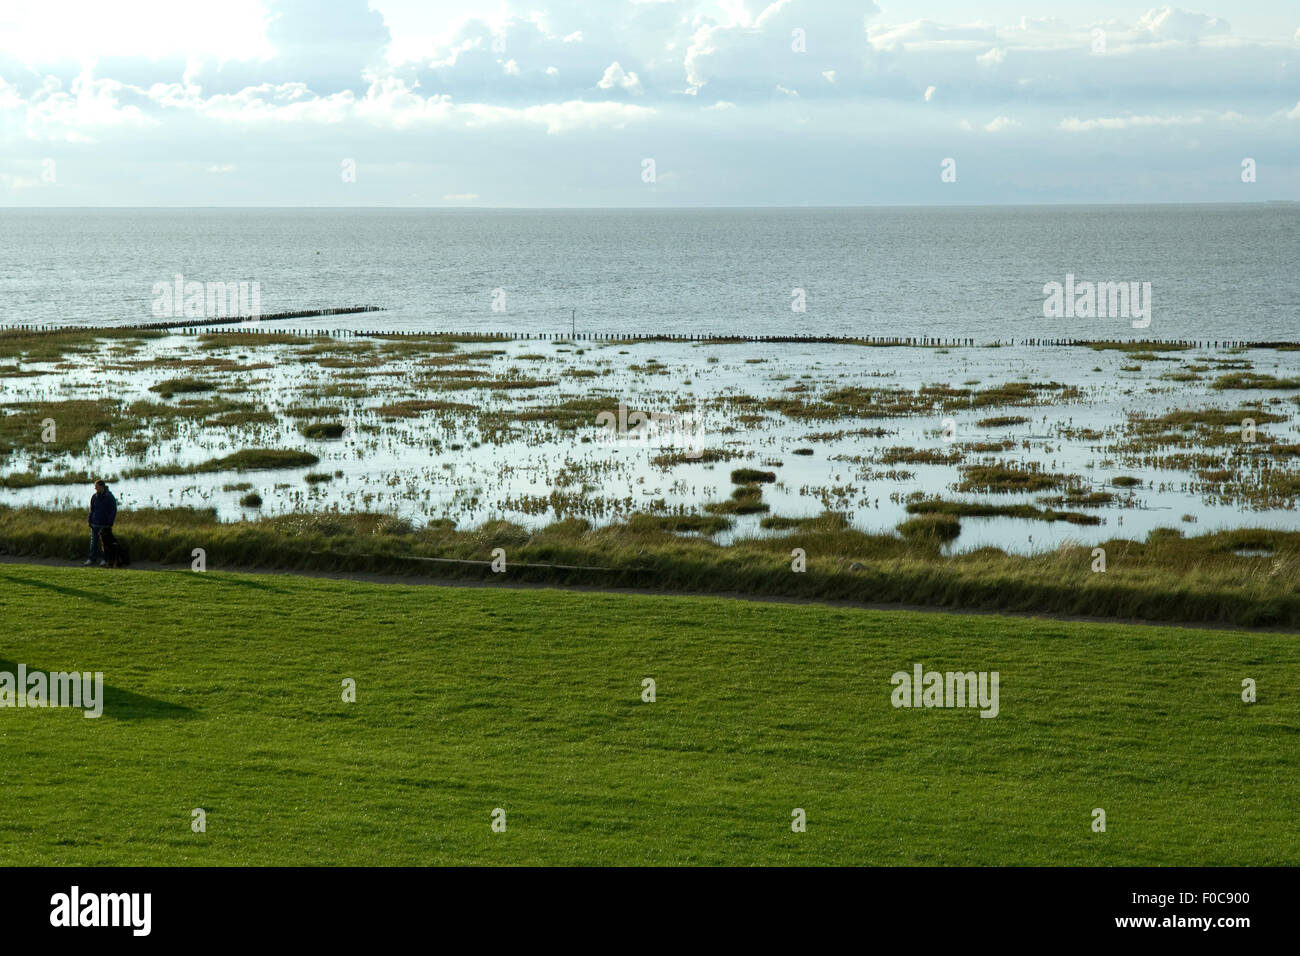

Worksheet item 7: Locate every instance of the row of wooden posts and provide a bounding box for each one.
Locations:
[0,307,1292,350]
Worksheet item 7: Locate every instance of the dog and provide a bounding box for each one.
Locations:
[98,527,131,568]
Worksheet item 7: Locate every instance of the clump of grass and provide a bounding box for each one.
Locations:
[1084,341,1190,353]
[149,377,215,398]
[0,470,98,489]
[124,448,319,478]
[792,448,814,456]
[538,517,593,536]
[204,409,278,428]
[977,415,1030,428]
[375,400,474,418]
[897,514,961,543]
[283,405,344,419]
[706,484,770,515]
[878,447,961,465]
[223,482,253,492]
[1212,373,1300,391]
[761,512,850,532]
[906,497,1100,525]
[209,449,320,472]
[955,462,1075,494]
[760,516,806,530]
[625,514,733,534]
[650,448,740,468]
[198,332,318,348]
[240,492,263,508]
[731,468,776,484]
[1112,476,1142,487]
[305,472,333,484]
[1038,490,1114,507]
[300,422,346,439]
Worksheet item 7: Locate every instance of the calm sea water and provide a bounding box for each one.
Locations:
[1,205,1296,339]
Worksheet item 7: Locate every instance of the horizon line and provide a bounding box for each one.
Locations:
[3,199,1296,211]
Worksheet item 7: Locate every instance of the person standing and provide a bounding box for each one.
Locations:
[84,479,117,567]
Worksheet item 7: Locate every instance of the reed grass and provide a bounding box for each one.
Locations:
[2,505,1296,628]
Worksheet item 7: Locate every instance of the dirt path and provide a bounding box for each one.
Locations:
[2,553,1289,634]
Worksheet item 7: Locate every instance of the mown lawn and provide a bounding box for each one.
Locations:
[0,563,1296,865]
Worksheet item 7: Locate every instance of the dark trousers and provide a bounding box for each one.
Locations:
[88,525,113,562]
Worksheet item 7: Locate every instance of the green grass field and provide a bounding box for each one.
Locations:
[1,562,1296,865]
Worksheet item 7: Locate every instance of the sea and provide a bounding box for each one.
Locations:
[2,204,1296,340]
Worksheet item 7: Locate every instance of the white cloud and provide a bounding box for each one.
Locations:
[1135,6,1230,43]
[984,115,1018,132]
[869,19,999,52]
[597,61,643,95]
[977,47,1006,66]
[23,71,156,142]
[1059,113,1205,131]
[924,85,936,101]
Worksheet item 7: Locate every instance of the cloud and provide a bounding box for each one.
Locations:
[189,0,390,95]
[22,71,156,142]
[597,61,643,95]
[1059,113,1205,131]
[2,1,1298,206]
[685,1,881,98]
[1135,6,1230,44]
[869,19,999,52]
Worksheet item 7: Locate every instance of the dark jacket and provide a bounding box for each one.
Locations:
[89,489,117,527]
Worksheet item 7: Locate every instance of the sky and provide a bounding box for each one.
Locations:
[1,1,1297,206]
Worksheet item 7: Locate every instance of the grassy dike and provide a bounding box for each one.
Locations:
[2,505,1299,628]
[0,562,1296,865]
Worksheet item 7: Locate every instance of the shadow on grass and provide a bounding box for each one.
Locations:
[0,658,198,721]
[0,571,121,606]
